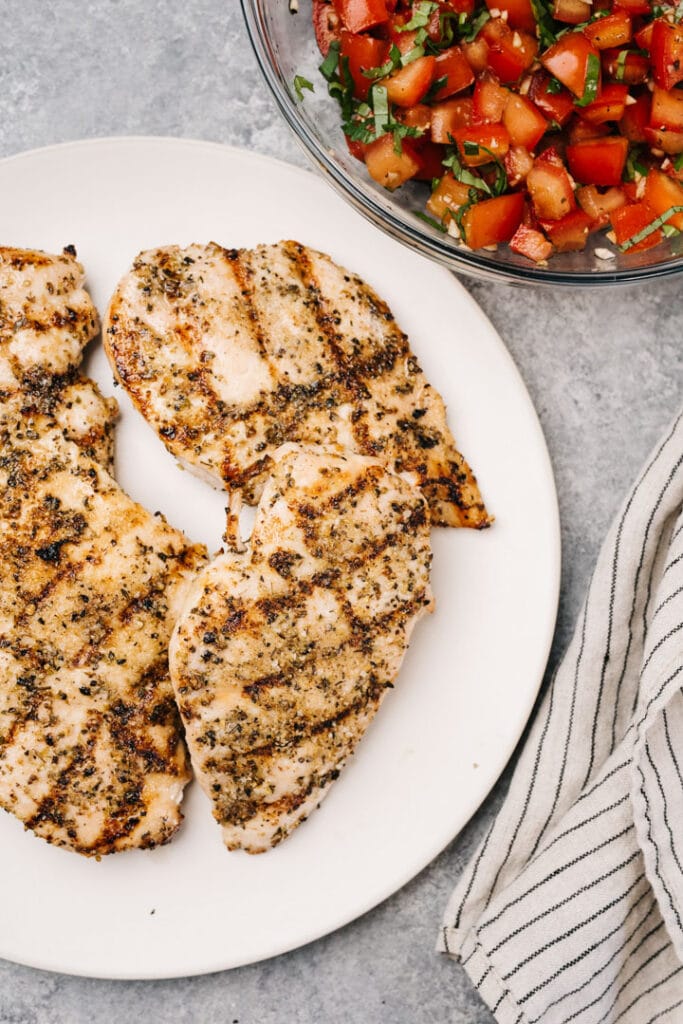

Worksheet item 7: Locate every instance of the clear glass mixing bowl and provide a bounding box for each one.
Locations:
[241,0,683,286]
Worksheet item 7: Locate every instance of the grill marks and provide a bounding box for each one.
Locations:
[170,444,434,853]
[0,409,207,855]
[104,241,490,526]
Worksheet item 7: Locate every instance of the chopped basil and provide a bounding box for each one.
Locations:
[624,145,648,182]
[361,44,402,80]
[400,27,429,65]
[675,0,683,22]
[530,0,558,50]
[413,210,448,231]
[319,41,340,82]
[458,9,490,43]
[546,77,563,95]
[674,153,683,172]
[613,49,629,82]
[619,205,683,251]
[293,75,314,102]
[574,53,601,108]
[372,85,390,139]
[663,223,680,238]
[396,1,439,31]
[423,74,449,102]
[443,147,493,195]
[463,140,480,156]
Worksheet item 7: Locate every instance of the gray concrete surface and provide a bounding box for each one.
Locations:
[0,3,681,1022]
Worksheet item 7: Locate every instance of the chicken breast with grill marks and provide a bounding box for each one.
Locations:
[169,443,433,853]
[104,240,490,528]
[0,404,207,855]
[0,245,118,469]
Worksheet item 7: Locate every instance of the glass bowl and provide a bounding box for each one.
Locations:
[241,0,683,287]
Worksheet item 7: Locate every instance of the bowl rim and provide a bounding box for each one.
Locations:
[241,0,683,288]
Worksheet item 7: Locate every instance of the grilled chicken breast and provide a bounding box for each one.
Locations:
[105,240,490,528]
[0,403,207,855]
[170,443,433,853]
[0,245,118,469]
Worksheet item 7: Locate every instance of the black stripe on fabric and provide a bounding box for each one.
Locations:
[557,929,667,1024]
[625,665,683,746]
[662,708,683,794]
[576,760,630,805]
[639,621,683,681]
[517,883,652,1004]
[644,996,683,1024]
[637,762,683,934]
[644,741,683,878]
[527,574,595,862]
[527,794,630,873]
[610,964,683,1024]
[652,582,683,623]
[514,873,648,994]
[488,849,641,956]
[660,550,683,582]
[477,964,492,987]
[613,451,683,740]
[670,518,683,545]
[582,412,683,789]
[454,817,497,929]
[442,926,452,955]
[480,824,636,934]
[639,514,674,682]
[526,899,659,1024]
[481,671,558,915]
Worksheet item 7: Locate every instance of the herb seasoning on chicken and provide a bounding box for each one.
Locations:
[104,240,490,527]
[169,443,433,853]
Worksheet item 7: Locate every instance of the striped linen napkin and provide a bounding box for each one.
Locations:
[440,409,683,1024]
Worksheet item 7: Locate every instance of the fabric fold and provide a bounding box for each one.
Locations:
[440,410,683,1024]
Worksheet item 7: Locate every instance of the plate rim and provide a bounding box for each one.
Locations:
[0,135,561,979]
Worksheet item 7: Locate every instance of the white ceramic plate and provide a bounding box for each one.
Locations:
[0,137,560,980]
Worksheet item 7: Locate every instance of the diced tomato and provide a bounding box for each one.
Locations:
[619,90,651,143]
[431,46,476,100]
[610,201,663,251]
[651,19,683,91]
[650,86,683,133]
[452,123,511,164]
[610,0,650,14]
[540,33,601,99]
[427,172,472,219]
[634,22,654,52]
[441,0,476,13]
[472,75,509,123]
[481,19,538,83]
[643,126,683,155]
[535,143,567,165]
[576,184,626,228]
[601,49,649,85]
[485,0,536,32]
[340,31,390,100]
[344,133,366,161]
[430,98,473,142]
[461,36,490,75]
[527,158,577,219]
[461,192,525,246]
[364,133,421,188]
[566,135,628,185]
[386,55,436,106]
[541,209,593,250]
[510,223,554,261]
[412,140,448,179]
[313,0,341,55]
[580,82,629,124]
[503,93,549,149]
[528,72,575,126]
[399,103,432,131]
[553,0,591,25]
[643,168,683,230]
[334,0,390,33]
[568,118,610,143]
[583,11,632,50]
[504,144,535,185]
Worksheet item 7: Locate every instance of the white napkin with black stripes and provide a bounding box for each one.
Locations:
[440,409,683,1024]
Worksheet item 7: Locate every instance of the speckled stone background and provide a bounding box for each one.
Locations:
[0,3,681,1023]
